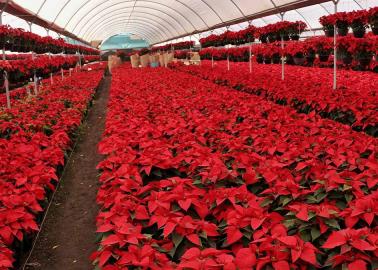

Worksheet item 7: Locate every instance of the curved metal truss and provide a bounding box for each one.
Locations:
[8,0,376,45]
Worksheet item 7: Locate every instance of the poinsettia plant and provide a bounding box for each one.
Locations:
[92,63,378,270]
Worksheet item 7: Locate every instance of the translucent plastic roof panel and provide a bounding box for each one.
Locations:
[9,0,378,44]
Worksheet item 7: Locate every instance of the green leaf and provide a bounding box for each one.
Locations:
[324,219,340,230]
[300,230,311,242]
[172,233,184,247]
[311,227,321,241]
[282,219,296,229]
[280,196,292,206]
[260,198,273,207]
[199,231,207,239]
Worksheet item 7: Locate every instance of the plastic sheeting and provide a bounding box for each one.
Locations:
[4,0,378,44]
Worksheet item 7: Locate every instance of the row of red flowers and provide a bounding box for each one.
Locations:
[171,61,378,135]
[4,54,100,63]
[91,64,377,270]
[319,7,378,38]
[0,25,99,55]
[198,34,378,71]
[0,63,105,269]
[151,41,195,53]
[199,21,306,48]
[0,56,80,84]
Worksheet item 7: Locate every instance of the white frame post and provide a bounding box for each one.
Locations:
[4,71,10,109]
[280,12,285,81]
[333,0,339,90]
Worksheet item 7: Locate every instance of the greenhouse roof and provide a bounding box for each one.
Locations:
[1,0,377,44]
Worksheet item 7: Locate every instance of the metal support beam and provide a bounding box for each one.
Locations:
[333,0,339,90]
[281,12,285,81]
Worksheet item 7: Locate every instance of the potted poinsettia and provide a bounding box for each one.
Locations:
[290,21,307,40]
[303,39,316,65]
[369,7,378,35]
[319,15,335,37]
[349,37,374,70]
[308,36,332,62]
[252,44,265,63]
[335,12,350,36]
[348,10,368,38]
[285,41,305,65]
[337,36,353,65]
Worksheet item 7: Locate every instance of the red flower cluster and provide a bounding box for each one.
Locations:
[92,64,377,270]
[174,50,189,59]
[0,56,80,84]
[199,25,256,48]
[0,25,99,55]
[199,34,378,71]
[151,41,195,52]
[171,61,378,133]
[257,21,306,42]
[199,47,250,62]
[320,7,378,38]
[0,64,105,269]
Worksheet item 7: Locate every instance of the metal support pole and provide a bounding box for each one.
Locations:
[227,52,230,71]
[61,68,64,80]
[32,53,38,95]
[50,72,53,85]
[281,12,285,81]
[212,54,214,68]
[249,44,252,73]
[4,71,10,109]
[333,0,339,90]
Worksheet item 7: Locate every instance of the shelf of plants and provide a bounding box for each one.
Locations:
[91,64,377,270]
[0,62,106,269]
[197,8,378,72]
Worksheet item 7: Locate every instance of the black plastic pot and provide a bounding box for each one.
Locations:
[272,54,281,64]
[256,55,264,64]
[267,34,276,43]
[264,56,272,64]
[352,23,366,38]
[305,52,316,65]
[342,52,353,65]
[286,55,294,65]
[323,26,334,37]
[318,52,330,62]
[290,34,300,41]
[259,35,268,43]
[337,26,349,36]
[371,23,378,35]
[293,56,305,66]
[357,55,372,70]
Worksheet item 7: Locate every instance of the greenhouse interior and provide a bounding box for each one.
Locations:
[0,0,377,269]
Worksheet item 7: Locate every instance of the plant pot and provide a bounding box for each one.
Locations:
[357,54,372,70]
[305,53,316,65]
[259,35,267,43]
[268,34,276,43]
[293,56,305,66]
[323,26,334,37]
[318,52,330,62]
[341,52,353,65]
[256,55,264,64]
[283,35,290,41]
[371,23,378,35]
[286,55,294,65]
[290,34,300,41]
[352,23,366,38]
[264,56,271,64]
[272,54,281,64]
[337,26,349,36]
